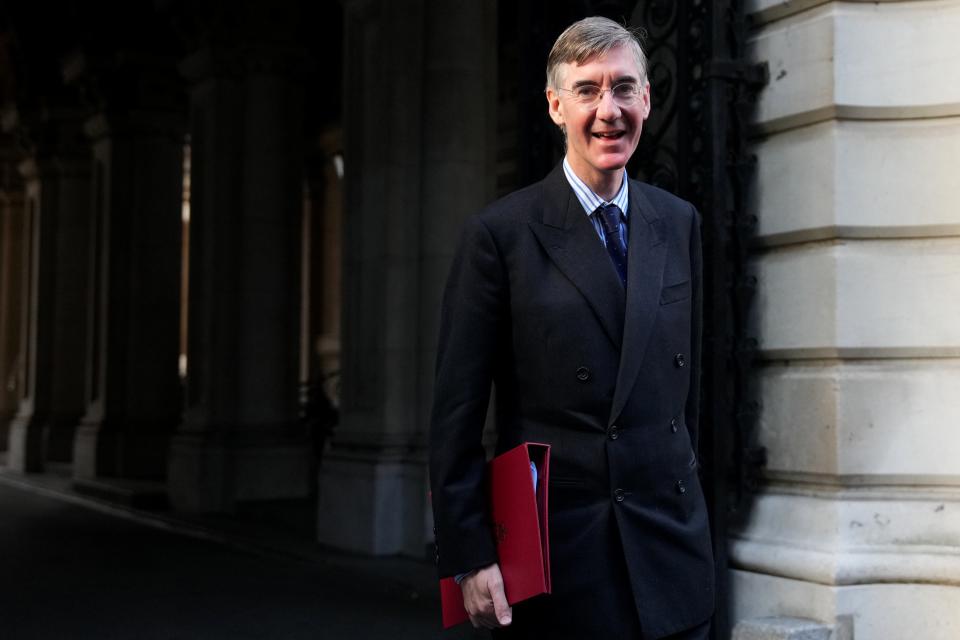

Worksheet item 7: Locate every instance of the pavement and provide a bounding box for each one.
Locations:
[0,464,487,640]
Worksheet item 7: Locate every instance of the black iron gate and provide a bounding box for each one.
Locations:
[628,3,769,637]
[503,2,768,637]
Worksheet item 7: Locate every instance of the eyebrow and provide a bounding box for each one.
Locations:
[570,75,639,88]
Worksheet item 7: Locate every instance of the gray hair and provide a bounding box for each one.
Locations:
[545,16,648,91]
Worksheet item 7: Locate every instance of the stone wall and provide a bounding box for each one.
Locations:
[732,1,960,638]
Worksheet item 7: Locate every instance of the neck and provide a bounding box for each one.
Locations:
[589,172,623,201]
[568,159,623,201]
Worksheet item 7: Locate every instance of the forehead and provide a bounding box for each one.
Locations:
[558,45,643,84]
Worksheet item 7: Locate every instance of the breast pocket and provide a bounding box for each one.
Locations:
[660,280,691,305]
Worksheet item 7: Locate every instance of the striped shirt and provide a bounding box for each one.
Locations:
[562,157,629,248]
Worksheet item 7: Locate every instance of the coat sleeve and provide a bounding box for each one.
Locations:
[684,205,703,455]
[429,214,508,578]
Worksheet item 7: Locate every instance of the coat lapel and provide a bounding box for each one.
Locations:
[609,181,667,426]
[529,166,625,350]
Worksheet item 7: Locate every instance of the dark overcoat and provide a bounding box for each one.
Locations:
[429,163,715,639]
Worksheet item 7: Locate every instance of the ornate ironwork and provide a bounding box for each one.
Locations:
[629,2,768,637]
[629,0,680,192]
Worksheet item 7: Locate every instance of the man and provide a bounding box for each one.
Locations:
[430,16,715,639]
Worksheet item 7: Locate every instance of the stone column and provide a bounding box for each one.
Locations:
[0,143,26,452]
[731,2,960,639]
[3,112,91,471]
[316,0,497,556]
[166,44,312,512]
[70,54,185,481]
[304,127,343,406]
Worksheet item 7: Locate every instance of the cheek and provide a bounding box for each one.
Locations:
[574,115,595,135]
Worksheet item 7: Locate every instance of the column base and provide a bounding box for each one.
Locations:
[732,617,835,640]
[73,422,174,480]
[167,432,314,513]
[43,416,78,463]
[0,408,14,453]
[729,487,960,639]
[730,569,960,640]
[316,451,428,557]
[5,413,45,472]
[5,411,82,470]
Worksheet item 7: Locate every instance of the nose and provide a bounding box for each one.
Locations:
[595,89,621,120]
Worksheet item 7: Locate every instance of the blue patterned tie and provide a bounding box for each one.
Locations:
[597,203,627,287]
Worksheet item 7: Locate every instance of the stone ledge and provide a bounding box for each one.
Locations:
[748,1,960,132]
[746,0,922,28]
[728,488,960,586]
[733,616,832,640]
[751,238,960,358]
[731,571,960,639]
[755,359,960,477]
[730,536,960,586]
[751,118,960,245]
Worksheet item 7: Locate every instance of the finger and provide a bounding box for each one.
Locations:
[464,595,496,628]
[469,611,496,630]
[476,601,500,629]
[489,578,513,626]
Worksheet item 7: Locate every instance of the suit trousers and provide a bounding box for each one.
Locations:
[492,615,710,640]
[491,509,711,640]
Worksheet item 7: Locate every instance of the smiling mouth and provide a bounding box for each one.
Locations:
[592,131,625,140]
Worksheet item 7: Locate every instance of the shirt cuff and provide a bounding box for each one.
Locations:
[455,569,477,584]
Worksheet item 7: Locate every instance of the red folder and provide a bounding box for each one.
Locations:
[439,442,551,628]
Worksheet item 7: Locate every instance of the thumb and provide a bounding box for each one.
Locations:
[489,573,512,625]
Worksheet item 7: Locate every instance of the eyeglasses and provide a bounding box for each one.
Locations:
[559,82,643,110]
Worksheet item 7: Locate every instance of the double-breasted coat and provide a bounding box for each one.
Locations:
[429,163,715,639]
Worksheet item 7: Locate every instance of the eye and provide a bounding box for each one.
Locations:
[574,85,601,101]
[613,83,639,100]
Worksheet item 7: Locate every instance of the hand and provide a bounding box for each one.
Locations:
[460,562,512,629]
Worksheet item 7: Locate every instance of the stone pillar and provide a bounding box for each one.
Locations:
[304,127,343,406]
[70,54,185,481]
[731,2,960,639]
[0,143,26,452]
[3,112,91,471]
[317,0,497,556]
[166,44,313,512]
[299,127,343,464]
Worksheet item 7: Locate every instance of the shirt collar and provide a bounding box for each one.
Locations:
[562,157,629,219]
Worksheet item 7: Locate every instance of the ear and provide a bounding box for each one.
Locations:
[546,87,565,127]
[640,81,652,121]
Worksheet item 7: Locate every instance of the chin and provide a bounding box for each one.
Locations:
[592,156,631,172]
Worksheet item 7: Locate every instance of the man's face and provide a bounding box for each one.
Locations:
[546,45,651,189]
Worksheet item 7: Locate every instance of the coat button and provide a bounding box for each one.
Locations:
[674,353,686,368]
[576,366,591,382]
[614,488,625,503]
[676,480,686,495]
[608,425,619,440]
[670,418,679,433]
